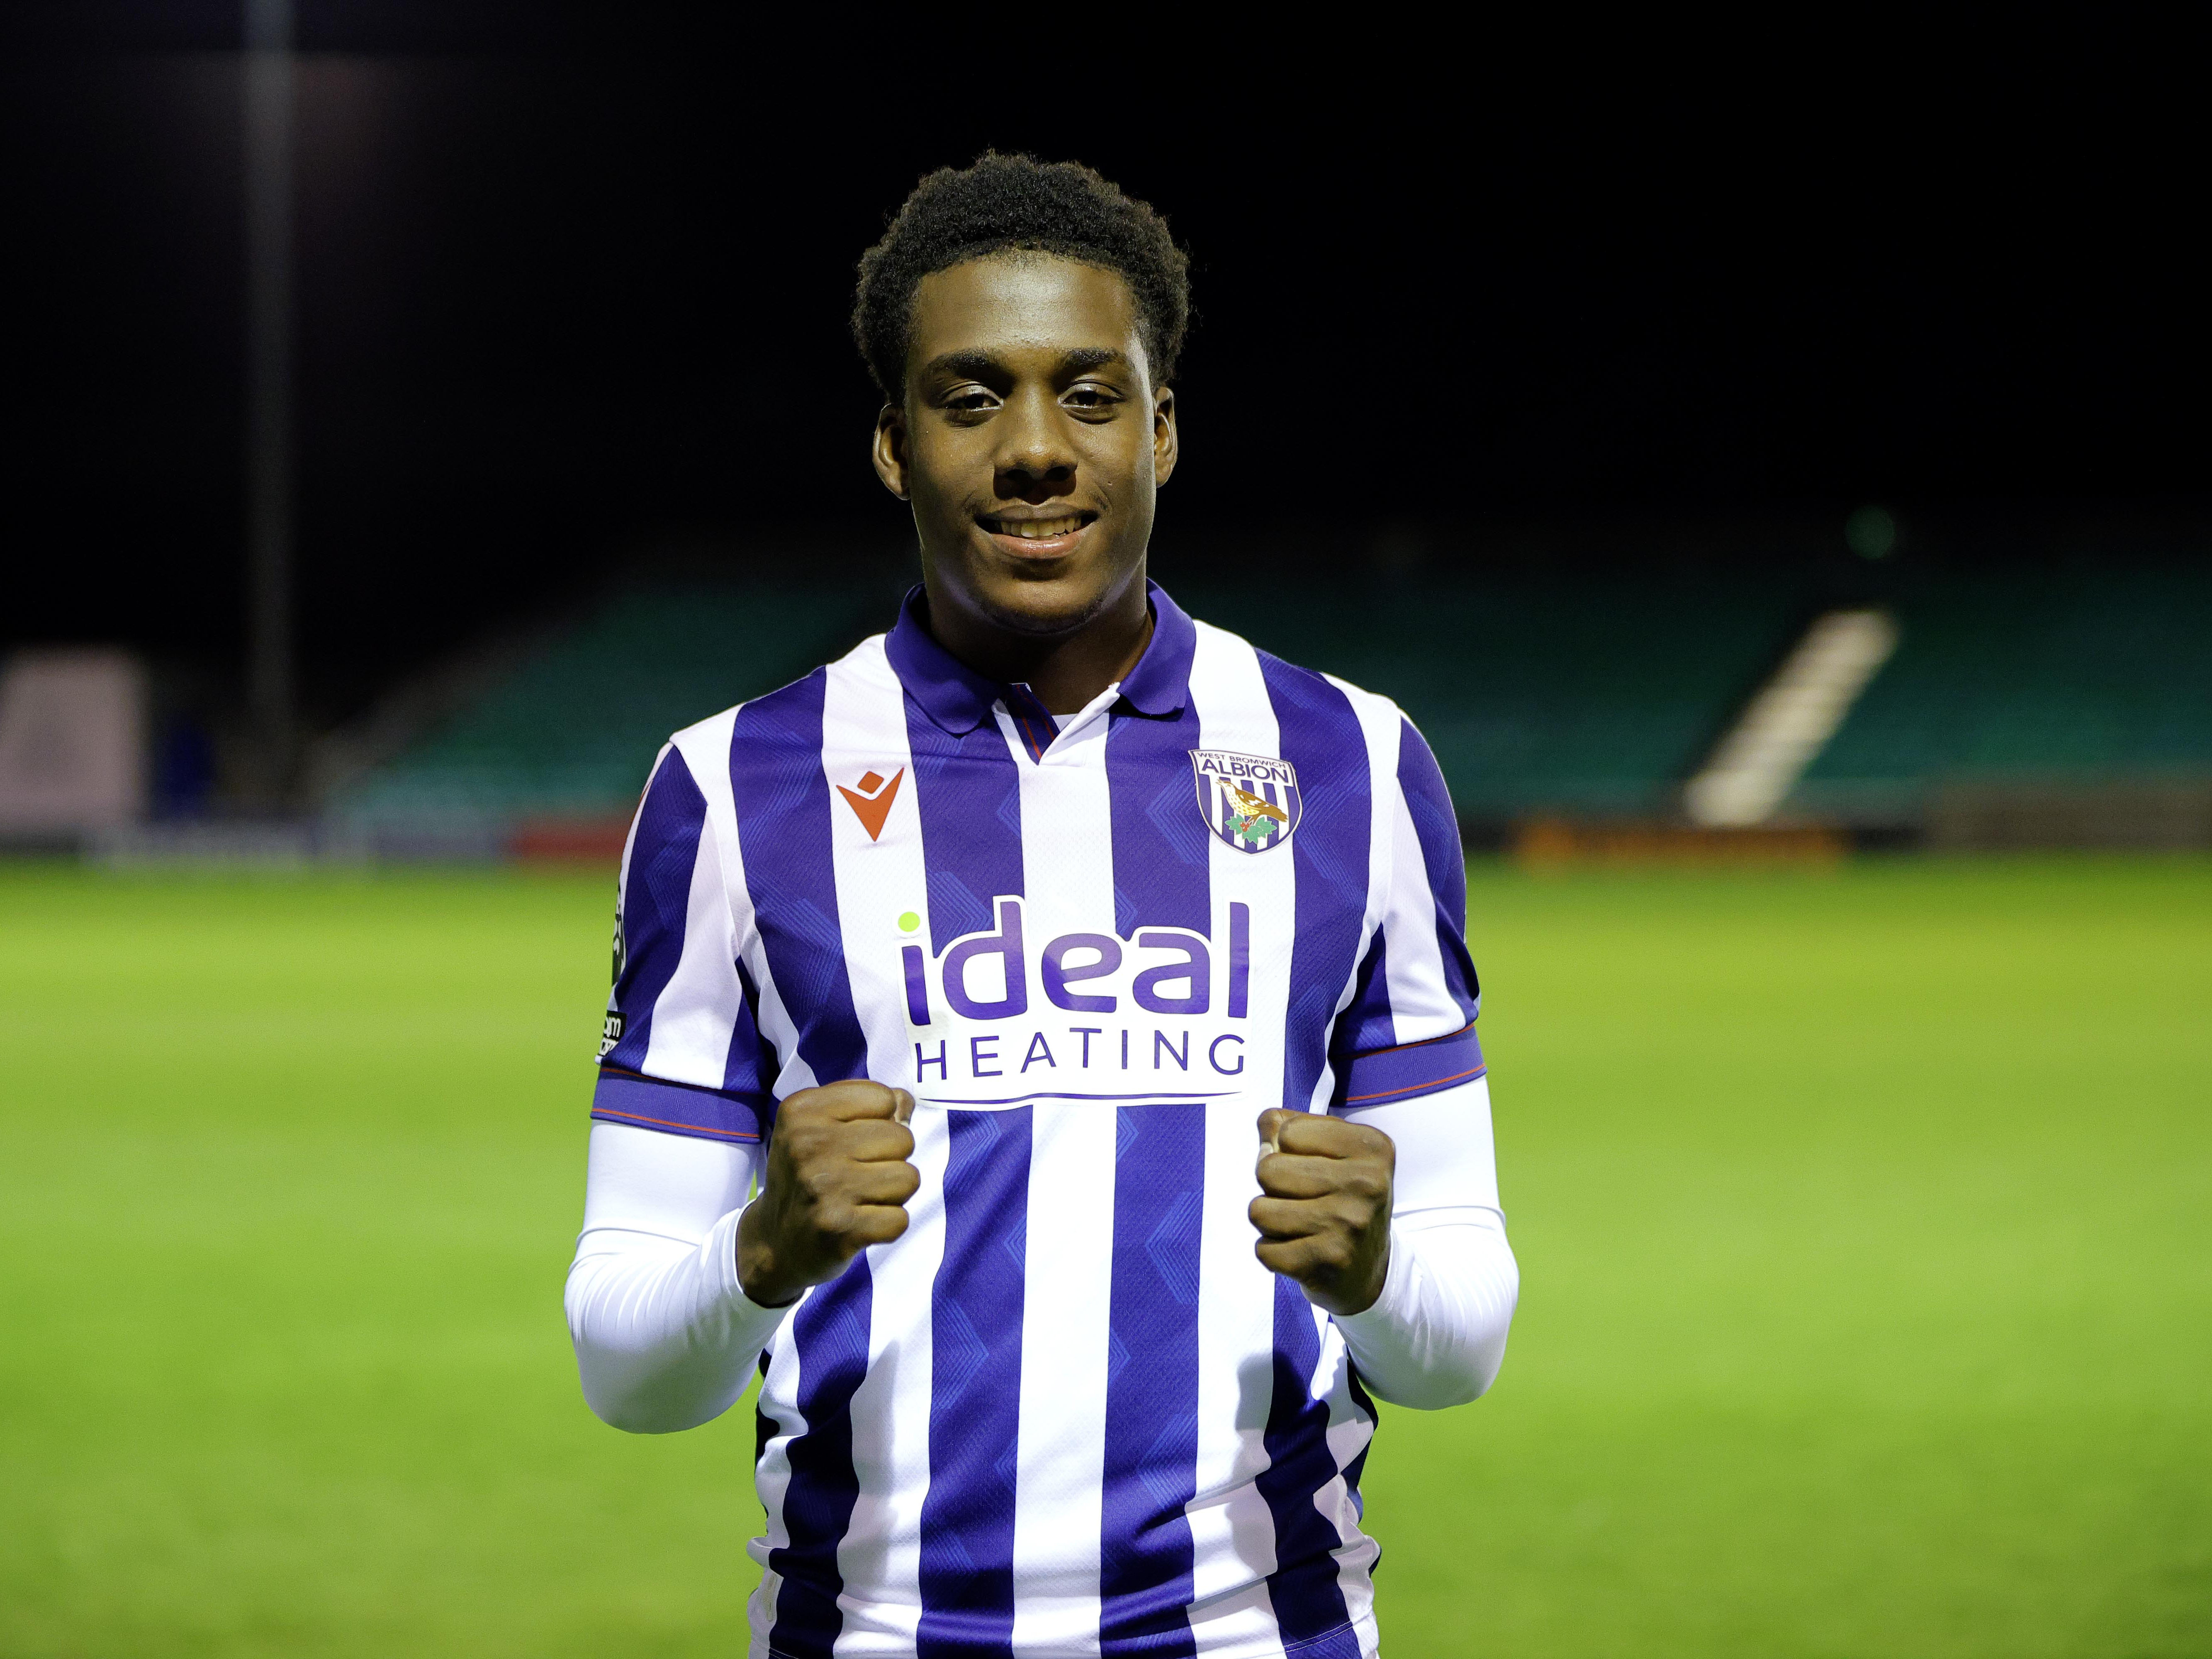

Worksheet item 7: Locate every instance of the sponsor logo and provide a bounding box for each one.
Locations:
[1190,749,1300,853]
[894,895,1254,1089]
[837,767,905,841]
[597,1011,624,1061]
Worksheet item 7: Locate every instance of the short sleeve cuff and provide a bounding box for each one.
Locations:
[591,1070,771,1144]
[1334,1022,1485,1112]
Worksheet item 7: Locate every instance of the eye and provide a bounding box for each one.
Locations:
[935,380,1002,417]
[1063,384,1122,411]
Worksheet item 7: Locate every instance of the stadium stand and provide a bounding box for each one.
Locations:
[1173,574,1811,823]
[331,586,872,844]
[1791,564,2212,825]
[328,560,2212,851]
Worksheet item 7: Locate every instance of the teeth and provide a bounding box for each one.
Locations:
[994,516,1083,540]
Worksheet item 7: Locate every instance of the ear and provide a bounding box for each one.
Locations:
[1152,385,1178,487]
[871,404,910,501]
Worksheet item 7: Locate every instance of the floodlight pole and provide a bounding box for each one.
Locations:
[243,0,295,803]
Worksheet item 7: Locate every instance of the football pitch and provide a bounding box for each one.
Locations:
[1,857,2205,1657]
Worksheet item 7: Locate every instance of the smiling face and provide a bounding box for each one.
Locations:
[872,253,1178,656]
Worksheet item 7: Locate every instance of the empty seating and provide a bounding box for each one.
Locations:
[334,561,2212,836]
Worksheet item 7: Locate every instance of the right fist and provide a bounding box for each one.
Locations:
[737,1081,918,1308]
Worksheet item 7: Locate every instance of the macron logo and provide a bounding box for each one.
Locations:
[837,767,904,841]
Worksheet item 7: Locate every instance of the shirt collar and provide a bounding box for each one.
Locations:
[1118,581,1196,719]
[883,579,1195,736]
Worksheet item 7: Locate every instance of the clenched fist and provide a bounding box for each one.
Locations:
[737,1081,919,1308]
[1250,1108,1395,1316]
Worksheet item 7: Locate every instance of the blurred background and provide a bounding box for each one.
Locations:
[2,6,2206,1657]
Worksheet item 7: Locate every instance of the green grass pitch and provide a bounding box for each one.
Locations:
[1,857,2206,1656]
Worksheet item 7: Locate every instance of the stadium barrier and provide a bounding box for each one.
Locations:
[1927,780,2212,851]
[509,815,634,865]
[1511,818,1849,868]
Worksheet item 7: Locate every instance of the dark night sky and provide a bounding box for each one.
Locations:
[3,5,2204,728]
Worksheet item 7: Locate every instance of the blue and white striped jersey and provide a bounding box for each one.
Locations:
[593,583,1483,1659]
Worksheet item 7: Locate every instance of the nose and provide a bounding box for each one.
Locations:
[992,385,1077,505]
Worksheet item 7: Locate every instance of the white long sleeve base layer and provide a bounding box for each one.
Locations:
[566,1078,1517,1432]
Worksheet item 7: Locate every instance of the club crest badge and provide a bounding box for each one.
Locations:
[1190,749,1301,854]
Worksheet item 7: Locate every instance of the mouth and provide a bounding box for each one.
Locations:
[977,510,1098,557]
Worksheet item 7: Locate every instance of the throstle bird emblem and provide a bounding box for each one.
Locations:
[1189,749,1302,853]
[1223,782,1290,845]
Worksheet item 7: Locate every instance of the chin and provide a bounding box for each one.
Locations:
[972,578,1114,639]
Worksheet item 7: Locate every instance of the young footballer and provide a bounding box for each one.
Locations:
[567,154,1518,1659]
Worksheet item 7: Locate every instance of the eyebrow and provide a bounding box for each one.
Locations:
[922,346,1133,381]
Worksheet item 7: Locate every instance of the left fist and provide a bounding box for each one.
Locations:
[1251,1109,1395,1316]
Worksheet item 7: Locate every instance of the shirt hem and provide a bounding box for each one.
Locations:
[1280,1612,1375,1654]
[761,1610,1375,1659]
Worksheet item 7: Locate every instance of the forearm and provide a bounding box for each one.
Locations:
[565,1122,787,1433]
[1333,1078,1519,1408]
[1333,1207,1518,1408]
[565,1210,787,1432]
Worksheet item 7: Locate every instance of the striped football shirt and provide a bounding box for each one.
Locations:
[593,581,1483,1658]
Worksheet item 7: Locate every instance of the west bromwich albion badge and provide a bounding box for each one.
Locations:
[1189,749,1301,854]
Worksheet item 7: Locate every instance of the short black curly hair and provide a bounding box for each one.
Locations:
[853,153,1190,403]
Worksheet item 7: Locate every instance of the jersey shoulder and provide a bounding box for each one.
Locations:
[1188,615,1407,722]
[664,664,817,754]
[657,632,899,774]
[1186,615,1409,770]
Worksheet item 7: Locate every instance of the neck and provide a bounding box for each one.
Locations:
[922,570,1155,716]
